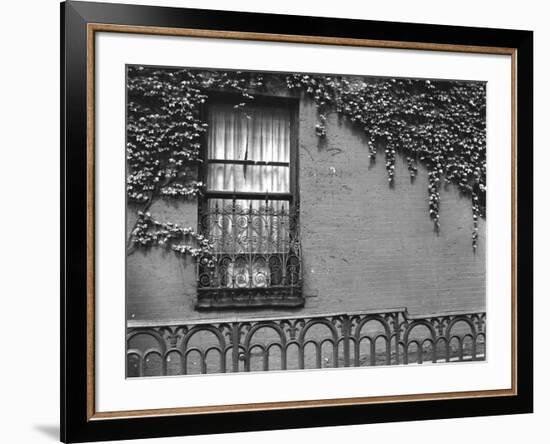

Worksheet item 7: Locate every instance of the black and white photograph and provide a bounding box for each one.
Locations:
[0,0,541,442]
[125,66,487,377]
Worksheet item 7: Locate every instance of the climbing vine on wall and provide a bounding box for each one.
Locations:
[285,74,486,248]
[131,211,215,268]
[127,66,486,256]
[126,66,263,256]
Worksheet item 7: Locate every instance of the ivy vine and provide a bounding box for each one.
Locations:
[126,67,262,256]
[127,66,486,256]
[131,211,215,267]
[285,74,486,248]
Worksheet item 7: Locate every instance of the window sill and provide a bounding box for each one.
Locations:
[195,287,304,310]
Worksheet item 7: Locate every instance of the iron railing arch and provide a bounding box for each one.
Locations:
[127,309,486,377]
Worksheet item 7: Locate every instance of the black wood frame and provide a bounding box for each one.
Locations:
[61,1,533,442]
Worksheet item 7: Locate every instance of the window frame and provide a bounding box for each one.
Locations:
[196,91,302,310]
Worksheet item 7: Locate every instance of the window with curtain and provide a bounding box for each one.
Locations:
[196,98,303,309]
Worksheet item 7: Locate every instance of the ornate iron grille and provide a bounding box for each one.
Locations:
[196,197,303,309]
[127,309,486,377]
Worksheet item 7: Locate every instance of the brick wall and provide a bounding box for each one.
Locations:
[126,93,485,323]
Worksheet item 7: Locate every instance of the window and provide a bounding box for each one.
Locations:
[196,96,303,309]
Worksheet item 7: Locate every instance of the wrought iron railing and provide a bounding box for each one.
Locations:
[196,199,303,309]
[127,309,486,377]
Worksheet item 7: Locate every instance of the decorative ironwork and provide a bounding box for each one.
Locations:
[196,197,303,308]
[127,309,486,377]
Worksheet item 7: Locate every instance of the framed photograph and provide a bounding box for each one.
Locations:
[61,1,533,442]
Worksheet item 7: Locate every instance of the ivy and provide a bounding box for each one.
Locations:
[127,67,263,204]
[286,74,486,249]
[130,211,215,267]
[127,66,486,256]
[126,67,263,257]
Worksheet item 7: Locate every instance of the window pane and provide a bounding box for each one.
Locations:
[199,198,300,290]
[207,164,289,193]
[208,103,290,163]
[204,199,291,254]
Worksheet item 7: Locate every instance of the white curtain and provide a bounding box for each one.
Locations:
[207,103,290,193]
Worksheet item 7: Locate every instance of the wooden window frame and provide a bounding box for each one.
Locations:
[196,90,303,309]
